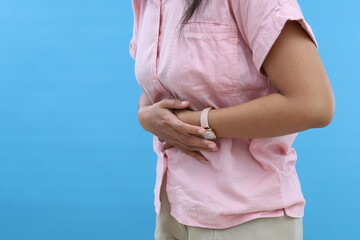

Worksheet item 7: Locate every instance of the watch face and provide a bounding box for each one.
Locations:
[203,129,216,140]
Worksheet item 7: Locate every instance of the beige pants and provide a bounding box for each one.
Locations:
[155,174,303,240]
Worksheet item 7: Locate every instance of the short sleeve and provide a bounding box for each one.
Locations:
[129,0,140,60]
[230,0,318,76]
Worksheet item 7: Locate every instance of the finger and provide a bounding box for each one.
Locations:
[169,116,206,135]
[159,99,190,110]
[187,146,219,152]
[171,137,219,152]
[161,142,174,152]
[161,127,218,151]
[176,132,219,151]
[178,147,210,165]
[155,106,206,135]
[160,130,216,152]
[161,138,211,164]
[166,140,213,152]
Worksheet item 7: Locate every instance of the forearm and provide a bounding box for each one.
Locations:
[179,92,331,139]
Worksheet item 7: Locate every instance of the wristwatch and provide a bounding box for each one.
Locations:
[200,107,217,140]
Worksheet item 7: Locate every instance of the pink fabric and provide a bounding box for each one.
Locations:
[130,0,318,229]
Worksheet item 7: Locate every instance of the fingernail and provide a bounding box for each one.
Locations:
[208,143,217,149]
[181,101,188,105]
[200,160,210,165]
[198,129,206,134]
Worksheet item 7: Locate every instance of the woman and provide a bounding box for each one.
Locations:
[130,0,335,239]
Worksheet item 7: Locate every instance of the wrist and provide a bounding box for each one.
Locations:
[175,109,201,126]
[200,107,217,140]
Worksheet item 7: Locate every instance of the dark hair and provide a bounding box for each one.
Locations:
[181,0,202,24]
[181,0,203,24]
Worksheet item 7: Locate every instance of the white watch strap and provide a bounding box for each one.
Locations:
[200,107,212,128]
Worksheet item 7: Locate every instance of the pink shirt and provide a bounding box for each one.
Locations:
[130,0,318,229]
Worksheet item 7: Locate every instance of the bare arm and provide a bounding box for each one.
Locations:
[175,21,335,139]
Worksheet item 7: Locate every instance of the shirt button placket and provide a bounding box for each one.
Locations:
[153,0,173,98]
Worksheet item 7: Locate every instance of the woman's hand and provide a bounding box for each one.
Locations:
[138,99,219,164]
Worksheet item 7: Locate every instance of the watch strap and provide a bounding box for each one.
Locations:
[200,107,212,128]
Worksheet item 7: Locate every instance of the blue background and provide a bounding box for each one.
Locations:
[0,0,358,239]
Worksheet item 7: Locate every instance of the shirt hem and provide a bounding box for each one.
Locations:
[167,207,303,229]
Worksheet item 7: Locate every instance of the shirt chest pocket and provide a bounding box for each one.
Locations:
[167,22,239,95]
